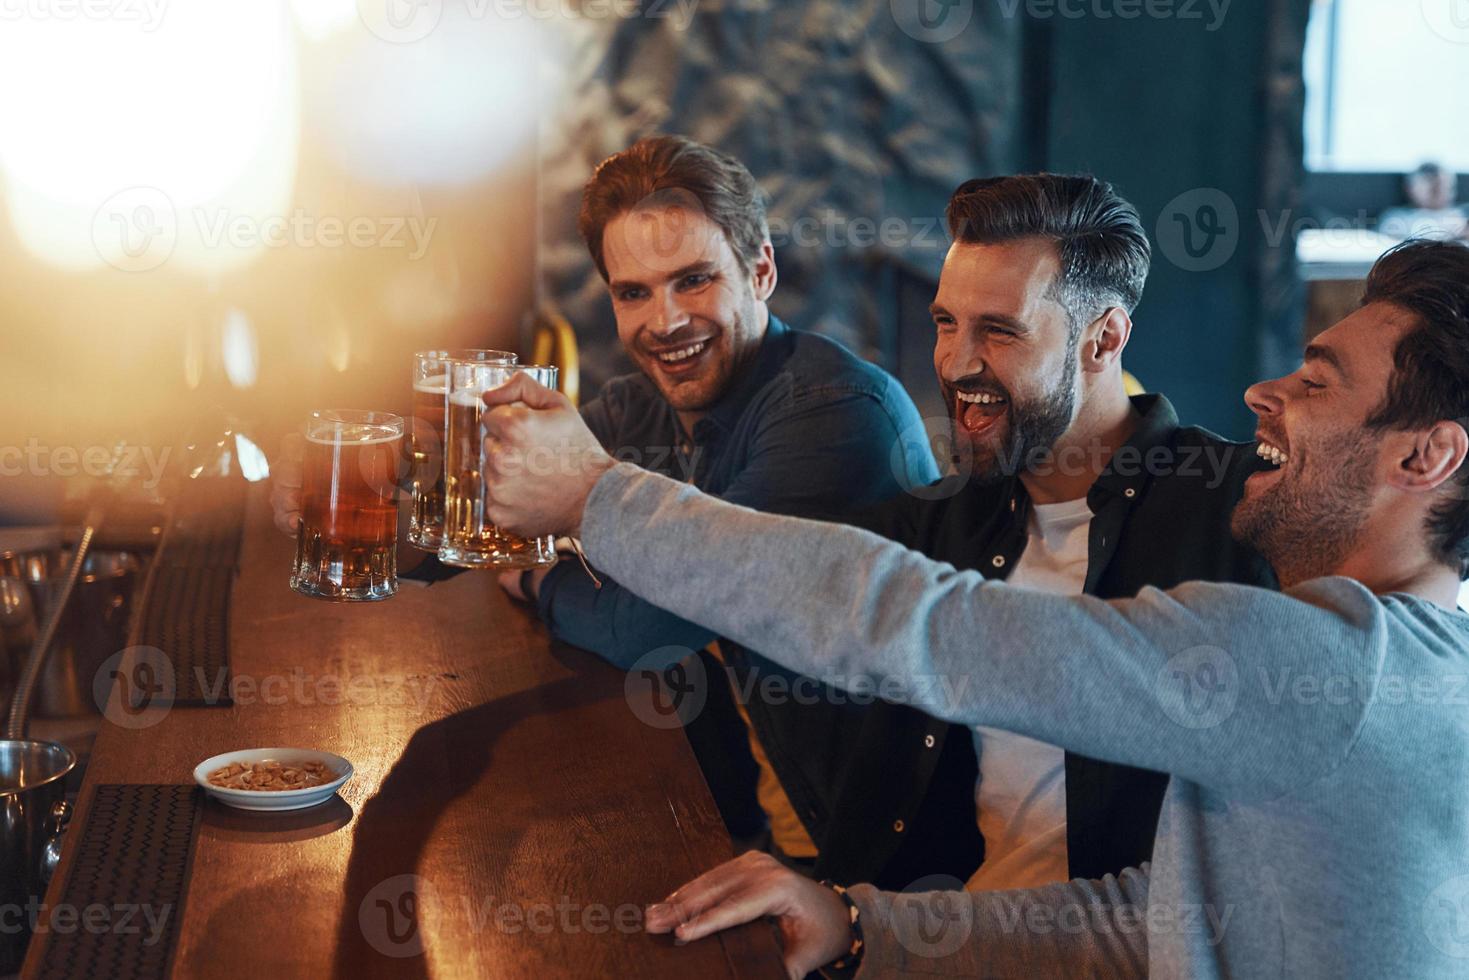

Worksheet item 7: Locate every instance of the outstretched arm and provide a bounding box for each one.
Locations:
[575,465,1385,801]
[479,378,1386,800]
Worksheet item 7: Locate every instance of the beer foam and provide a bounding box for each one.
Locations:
[413,375,448,394]
[448,389,485,409]
[306,424,401,446]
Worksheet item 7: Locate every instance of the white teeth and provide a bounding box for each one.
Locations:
[1256,442,1290,466]
[656,342,707,363]
[957,392,1006,405]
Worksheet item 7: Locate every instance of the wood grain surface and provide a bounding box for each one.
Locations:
[23,486,785,979]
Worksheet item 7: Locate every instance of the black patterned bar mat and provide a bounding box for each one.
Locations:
[129,477,246,706]
[34,784,202,980]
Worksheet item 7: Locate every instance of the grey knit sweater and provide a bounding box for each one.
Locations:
[581,464,1469,979]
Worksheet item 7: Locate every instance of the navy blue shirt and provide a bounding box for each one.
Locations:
[536,315,939,665]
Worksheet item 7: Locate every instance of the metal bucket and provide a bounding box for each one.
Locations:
[0,530,142,720]
[0,740,74,973]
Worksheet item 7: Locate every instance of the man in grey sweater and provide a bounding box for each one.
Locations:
[478,238,1469,979]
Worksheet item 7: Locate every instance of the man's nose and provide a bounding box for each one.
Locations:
[939,335,986,383]
[1244,376,1285,420]
[649,290,692,337]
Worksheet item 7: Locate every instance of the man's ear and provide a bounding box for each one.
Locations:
[1393,420,1469,494]
[1081,307,1132,374]
[749,241,777,303]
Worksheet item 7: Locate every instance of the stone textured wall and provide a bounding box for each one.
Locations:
[536,0,1026,393]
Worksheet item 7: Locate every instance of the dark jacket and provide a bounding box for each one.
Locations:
[777,393,1277,889]
[534,315,939,835]
[537,314,940,658]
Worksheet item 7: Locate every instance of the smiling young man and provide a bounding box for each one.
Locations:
[507,135,939,861]
[478,239,1469,978]
[736,176,1273,896]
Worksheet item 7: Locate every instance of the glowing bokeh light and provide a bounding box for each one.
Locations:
[0,3,300,273]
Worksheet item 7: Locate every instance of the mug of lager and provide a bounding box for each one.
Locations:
[408,349,516,552]
[291,410,405,601]
[440,363,559,570]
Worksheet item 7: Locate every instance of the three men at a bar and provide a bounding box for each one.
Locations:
[274,135,1469,977]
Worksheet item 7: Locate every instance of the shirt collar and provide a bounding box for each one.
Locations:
[999,392,1182,522]
[1090,392,1181,502]
[692,314,791,440]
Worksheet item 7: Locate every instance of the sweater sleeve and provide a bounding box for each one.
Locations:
[848,865,1152,978]
[581,464,1387,802]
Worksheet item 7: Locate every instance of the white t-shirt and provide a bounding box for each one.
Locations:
[966,496,1092,891]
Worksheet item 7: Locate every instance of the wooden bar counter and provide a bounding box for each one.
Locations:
[23,487,784,978]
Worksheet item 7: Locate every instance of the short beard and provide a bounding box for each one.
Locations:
[1230,429,1377,587]
[965,334,1080,486]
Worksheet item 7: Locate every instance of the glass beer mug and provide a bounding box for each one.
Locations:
[408,349,516,551]
[291,410,405,601]
[439,363,559,570]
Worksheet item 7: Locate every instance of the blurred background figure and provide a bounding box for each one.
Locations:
[1379,163,1468,241]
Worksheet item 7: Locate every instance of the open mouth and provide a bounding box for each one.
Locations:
[648,339,712,375]
[1247,434,1291,489]
[955,390,1008,436]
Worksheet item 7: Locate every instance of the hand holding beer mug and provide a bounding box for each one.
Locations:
[439,364,560,569]
[479,372,616,539]
[291,410,405,601]
[408,349,515,551]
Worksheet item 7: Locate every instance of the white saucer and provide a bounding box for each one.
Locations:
[194,747,353,812]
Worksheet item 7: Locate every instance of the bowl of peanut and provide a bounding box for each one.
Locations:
[193,748,353,811]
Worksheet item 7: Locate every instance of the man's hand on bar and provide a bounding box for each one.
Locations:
[269,432,306,535]
[644,852,853,980]
[480,373,614,538]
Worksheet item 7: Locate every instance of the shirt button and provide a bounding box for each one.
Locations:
[893,819,905,833]
[991,555,1006,569]
[1124,487,1137,498]
[923,734,936,749]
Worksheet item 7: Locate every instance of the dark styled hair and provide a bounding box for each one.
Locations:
[945,174,1151,331]
[578,135,769,282]
[1362,238,1469,578]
